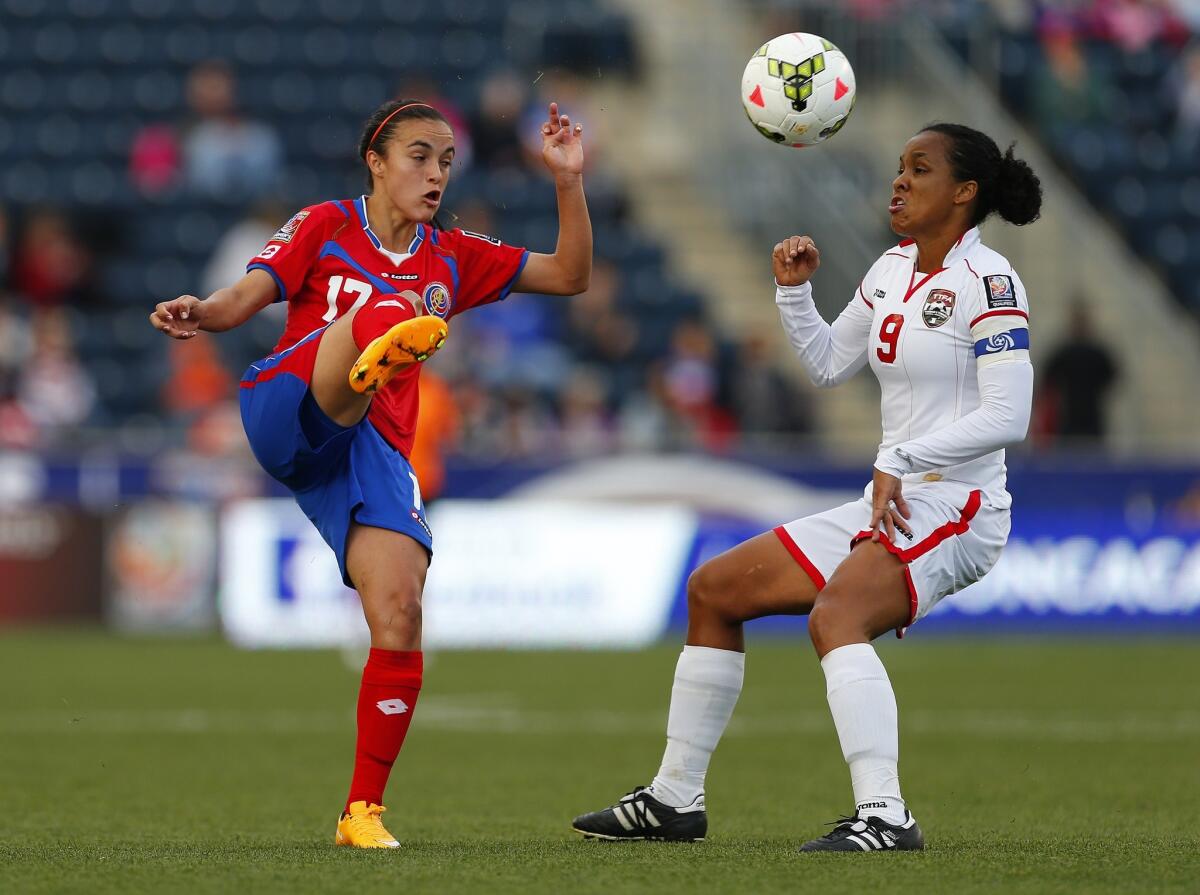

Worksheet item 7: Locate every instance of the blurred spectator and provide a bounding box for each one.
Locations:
[1039,301,1120,445]
[729,330,814,443]
[558,367,616,456]
[201,201,288,297]
[1085,0,1190,52]
[470,70,529,172]
[1168,42,1200,152]
[183,61,283,198]
[130,61,283,198]
[161,336,233,419]
[10,208,97,308]
[410,370,460,502]
[1032,31,1112,133]
[16,308,96,441]
[661,319,736,452]
[128,124,181,196]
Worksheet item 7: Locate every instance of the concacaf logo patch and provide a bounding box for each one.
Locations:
[983,274,1017,309]
[423,281,452,318]
[922,289,956,328]
[271,211,309,244]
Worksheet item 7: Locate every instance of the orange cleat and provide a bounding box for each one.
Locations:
[334,801,400,848]
[349,316,448,395]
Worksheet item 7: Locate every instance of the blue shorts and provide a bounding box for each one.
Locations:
[239,327,433,587]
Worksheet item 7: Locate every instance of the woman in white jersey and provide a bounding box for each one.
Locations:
[572,123,1042,851]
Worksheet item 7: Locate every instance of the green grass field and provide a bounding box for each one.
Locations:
[1,629,1197,894]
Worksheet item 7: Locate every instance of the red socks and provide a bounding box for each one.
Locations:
[346,648,423,810]
[351,296,417,351]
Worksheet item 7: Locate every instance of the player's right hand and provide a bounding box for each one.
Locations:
[773,235,820,287]
[150,295,204,339]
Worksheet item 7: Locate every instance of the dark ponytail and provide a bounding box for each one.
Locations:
[921,122,1043,226]
[357,98,449,190]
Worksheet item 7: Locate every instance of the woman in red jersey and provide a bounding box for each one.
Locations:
[150,98,590,847]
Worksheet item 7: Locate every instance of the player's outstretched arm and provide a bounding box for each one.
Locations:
[513,101,592,296]
[149,268,280,339]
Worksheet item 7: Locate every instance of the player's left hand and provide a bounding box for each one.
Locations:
[869,467,912,544]
[540,101,584,180]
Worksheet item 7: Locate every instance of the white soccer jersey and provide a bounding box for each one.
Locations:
[776,227,1033,508]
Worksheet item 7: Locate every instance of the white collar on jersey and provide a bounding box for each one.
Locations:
[893,226,980,268]
[354,195,425,264]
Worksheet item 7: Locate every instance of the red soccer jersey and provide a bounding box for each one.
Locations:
[247,197,529,457]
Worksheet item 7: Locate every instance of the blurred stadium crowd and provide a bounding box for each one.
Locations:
[0,0,1193,466]
[0,0,819,466]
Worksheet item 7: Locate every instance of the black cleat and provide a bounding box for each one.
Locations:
[799,810,924,852]
[572,786,707,841]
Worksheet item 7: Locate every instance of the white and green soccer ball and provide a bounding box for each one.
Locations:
[740,32,857,147]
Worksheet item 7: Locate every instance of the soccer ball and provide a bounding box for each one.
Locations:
[740,32,857,147]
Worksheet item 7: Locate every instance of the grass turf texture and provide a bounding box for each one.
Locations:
[1,630,1196,894]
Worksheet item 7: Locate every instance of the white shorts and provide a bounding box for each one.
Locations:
[773,482,1010,633]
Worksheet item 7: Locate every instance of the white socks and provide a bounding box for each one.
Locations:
[649,645,745,808]
[820,643,907,825]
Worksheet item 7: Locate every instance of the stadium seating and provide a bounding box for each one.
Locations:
[966,27,1200,316]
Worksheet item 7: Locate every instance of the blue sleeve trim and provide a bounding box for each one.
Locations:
[247,262,288,303]
[497,250,531,302]
[974,327,1029,357]
[329,200,350,218]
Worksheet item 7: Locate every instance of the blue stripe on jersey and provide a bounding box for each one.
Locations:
[240,324,328,384]
[247,262,288,303]
[317,242,397,295]
[974,327,1030,357]
[441,247,460,295]
[497,250,531,301]
[329,200,350,217]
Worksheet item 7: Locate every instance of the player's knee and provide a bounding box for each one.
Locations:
[686,562,730,621]
[807,592,847,654]
[362,580,423,635]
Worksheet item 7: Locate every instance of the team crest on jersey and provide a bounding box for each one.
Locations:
[984,275,1017,309]
[271,211,309,244]
[423,281,452,318]
[922,289,956,328]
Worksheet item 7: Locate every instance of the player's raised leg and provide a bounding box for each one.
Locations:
[309,301,448,428]
[799,540,924,852]
[571,531,821,841]
[334,524,429,849]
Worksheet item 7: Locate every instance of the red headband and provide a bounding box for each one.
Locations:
[365,102,435,157]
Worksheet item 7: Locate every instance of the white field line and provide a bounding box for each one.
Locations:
[1,700,1198,743]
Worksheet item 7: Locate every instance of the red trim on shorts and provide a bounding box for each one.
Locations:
[849,490,983,635]
[969,309,1028,328]
[898,566,918,637]
[850,490,983,564]
[773,526,827,590]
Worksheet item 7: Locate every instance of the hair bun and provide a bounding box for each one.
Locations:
[995,144,1043,226]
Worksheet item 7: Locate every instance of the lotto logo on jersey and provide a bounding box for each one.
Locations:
[922,289,956,328]
[984,275,1017,309]
[423,282,452,318]
[270,211,309,244]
